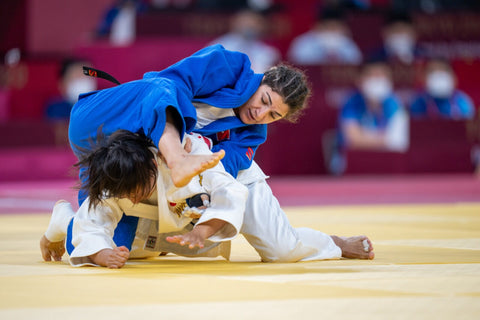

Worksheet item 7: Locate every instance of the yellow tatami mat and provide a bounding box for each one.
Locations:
[0,203,479,320]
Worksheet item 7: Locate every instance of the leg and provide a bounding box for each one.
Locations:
[240,177,342,262]
[239,163,374,262]
[159,107,225,187]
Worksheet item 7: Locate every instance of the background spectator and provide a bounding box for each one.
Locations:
[44,58,97,145]
[287,6,362,65]
[410,58,475,120]
[370,10,422,65]
[96,0,147,46]
[209,9,280,72]
[338,59,409,152]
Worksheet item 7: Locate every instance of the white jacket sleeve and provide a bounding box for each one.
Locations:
[69,198,124,267]
[182,134,248,242]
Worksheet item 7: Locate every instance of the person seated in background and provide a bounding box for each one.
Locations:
[96,0,147,46]
[410,58,475,120]
[209,9,280,72]
[369,10,422,65]
[287,6,362,65]
[324,59,408,175]
[339,58,409,152]
[44,58,96,146]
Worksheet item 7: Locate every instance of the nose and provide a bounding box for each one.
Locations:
[256,105,269,121]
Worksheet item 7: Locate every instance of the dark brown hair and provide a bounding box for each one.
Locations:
[262,64,311,123]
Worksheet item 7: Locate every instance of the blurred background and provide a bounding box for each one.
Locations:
[1,0,480,183]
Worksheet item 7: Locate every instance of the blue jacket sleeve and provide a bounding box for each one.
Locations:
[143,44,261,110]
[209,125,267,178]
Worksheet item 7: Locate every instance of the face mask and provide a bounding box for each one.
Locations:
[65,78,97,104]
[361,77,392,103]
[426,70,455,98]
[318,31,348,51]
[239,27,261,40]
[386,33,415,57]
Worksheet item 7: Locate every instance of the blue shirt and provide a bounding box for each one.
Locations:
[69,44,265,178]
[410,90,475,120]
[338,91,403,147]
[44,97,73,121]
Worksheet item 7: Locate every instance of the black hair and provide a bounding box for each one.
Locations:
[75,129,157,210]
[384,10,413,26]
[262,64,311,123]
[317,5,345,22]
[59,58,89,79]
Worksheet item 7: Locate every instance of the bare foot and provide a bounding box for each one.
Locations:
[170,150,225,187]
[331,235,375,260]
[40,235,65,261]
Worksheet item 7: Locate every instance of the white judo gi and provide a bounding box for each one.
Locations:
[67,134,342,266]
[236,161,342,262]
[69,135,248,266]
[192,103,343,262]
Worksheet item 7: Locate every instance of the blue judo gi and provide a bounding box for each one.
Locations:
[69,44,266,179]
[67,45,267,251]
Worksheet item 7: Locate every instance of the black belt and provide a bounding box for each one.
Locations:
[82,66,121,85]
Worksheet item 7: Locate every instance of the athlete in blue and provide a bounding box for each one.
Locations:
[69,44,309,202]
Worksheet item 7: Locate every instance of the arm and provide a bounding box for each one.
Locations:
[166,134,248,248]
[143,44,261,109]
[166,219,226,249]
[69,198,127,267]
[341,121,388,150]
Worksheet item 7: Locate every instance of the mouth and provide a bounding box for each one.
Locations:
[248,109,256,122]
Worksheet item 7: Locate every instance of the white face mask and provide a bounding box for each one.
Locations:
[318,31,348,51]
[361,77,392,103]
[386,33,415,57]
[426,70,455,98]
[65,78,97,104]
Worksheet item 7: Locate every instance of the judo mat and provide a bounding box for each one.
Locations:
[0,175,479,320]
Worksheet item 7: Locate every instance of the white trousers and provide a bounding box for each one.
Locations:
[239,165,342,263]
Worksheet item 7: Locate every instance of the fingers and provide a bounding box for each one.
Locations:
[42,250,52,262]
[40,235,65,262]
[117,246,130,253]
[114,246,130,259]
[40,236,51,261]
[166,235,204,249]
[200,194,210,207]
[106,248,130,269]
[51,248,64,261]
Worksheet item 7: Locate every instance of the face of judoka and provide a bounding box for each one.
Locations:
[125,174,157,204]
[235,84,290,125]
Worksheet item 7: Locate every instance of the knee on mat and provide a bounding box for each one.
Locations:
[258,246,301,263]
